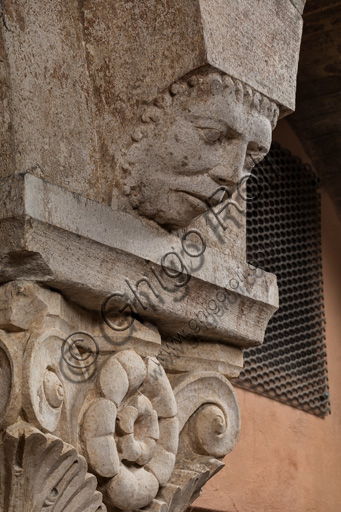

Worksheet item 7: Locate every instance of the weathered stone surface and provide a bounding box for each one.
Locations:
[0,280,47,332]
[80,0,303,219]
[199,0,302,112]
[159,341,243,379]
[0,18,14,178]
[0,0,105,201]
[0,0,305,510]
[82,351,177,510]
[0,0,303,207]
[0,282,243,512]
[157,371,241,512]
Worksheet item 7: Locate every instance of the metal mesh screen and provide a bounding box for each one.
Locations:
[235,142,330,417]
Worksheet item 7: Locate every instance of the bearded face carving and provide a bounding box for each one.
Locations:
[121,69,279,230]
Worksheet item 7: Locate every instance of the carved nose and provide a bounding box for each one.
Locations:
[208,158,246,186]
[209,140,247,186]
[209,139,247,186]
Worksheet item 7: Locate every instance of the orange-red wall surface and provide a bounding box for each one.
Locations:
[193,122,341,512]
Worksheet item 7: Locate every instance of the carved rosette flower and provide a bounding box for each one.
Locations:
[81,350,179,511]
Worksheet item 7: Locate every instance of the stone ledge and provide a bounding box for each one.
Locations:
[0,173,278,348]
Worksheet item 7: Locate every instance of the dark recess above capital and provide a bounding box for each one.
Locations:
[289,0,341,218]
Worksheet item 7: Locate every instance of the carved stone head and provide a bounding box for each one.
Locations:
[120,69,279,230]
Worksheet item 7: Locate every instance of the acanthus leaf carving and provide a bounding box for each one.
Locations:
[0,422,106,512]
[0,0,303,506]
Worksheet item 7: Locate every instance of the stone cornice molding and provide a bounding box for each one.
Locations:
[0,174,278,348]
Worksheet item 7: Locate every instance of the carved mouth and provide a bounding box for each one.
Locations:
[178,189,229,208]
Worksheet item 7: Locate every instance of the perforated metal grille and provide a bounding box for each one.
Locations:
[235,142,330,417]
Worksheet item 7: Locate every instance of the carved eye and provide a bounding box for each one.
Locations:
[199,128,222,143]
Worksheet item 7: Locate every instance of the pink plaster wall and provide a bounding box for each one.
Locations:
[193,121,341,512]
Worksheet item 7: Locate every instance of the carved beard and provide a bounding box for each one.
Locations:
[129,181,164,221]
[128,182,143,210]
[127,176,178,229]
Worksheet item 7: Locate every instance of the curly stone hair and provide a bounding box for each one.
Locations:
[127,68,279,147]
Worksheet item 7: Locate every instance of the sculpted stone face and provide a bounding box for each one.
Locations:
[123,73,278,230]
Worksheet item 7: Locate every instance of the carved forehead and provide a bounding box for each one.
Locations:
[126,69,278,150]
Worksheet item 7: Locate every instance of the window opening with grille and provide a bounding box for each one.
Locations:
[234,142,330,417]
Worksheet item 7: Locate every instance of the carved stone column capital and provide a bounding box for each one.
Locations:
[0,282,242,512]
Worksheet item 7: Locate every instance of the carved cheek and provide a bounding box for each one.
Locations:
[165,121,205,172]
[178,142,221,176]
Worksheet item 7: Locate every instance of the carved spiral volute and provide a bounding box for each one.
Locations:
[172,371,241,460]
